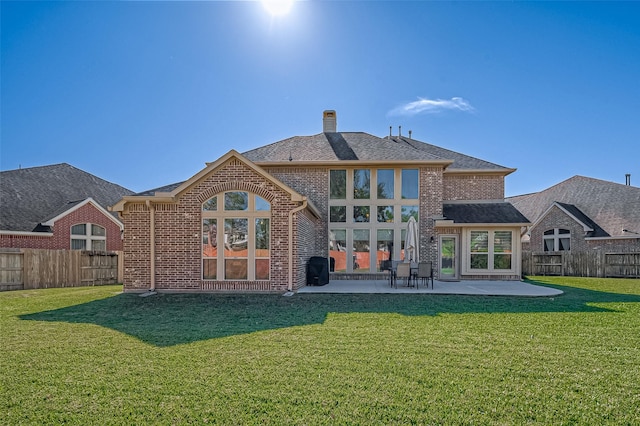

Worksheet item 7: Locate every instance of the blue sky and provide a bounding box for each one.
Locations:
[2,1,639,197]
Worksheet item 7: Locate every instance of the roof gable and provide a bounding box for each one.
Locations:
[41,198,124,230]
[532,202,609,237]
[112,150,320,216]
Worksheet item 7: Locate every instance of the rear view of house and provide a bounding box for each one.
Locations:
[113,111,529,293]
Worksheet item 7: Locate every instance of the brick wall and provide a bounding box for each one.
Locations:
[121,159,319,292]
[1,203,123,251]
[444,174,504,200]
[529,205,590,253]
[587,238,640,252]
[121,203,151,290]
[419,167,444,264]
[264,166,329,257]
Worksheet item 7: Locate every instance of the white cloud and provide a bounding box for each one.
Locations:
[388,97,475,116]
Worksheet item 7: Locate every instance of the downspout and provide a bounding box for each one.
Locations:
[146,200,156,292]
[288,200,308,292]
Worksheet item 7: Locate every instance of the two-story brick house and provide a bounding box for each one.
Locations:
[113,111,529,293]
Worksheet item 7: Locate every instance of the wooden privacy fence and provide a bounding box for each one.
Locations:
[0,249,122,291]
[522,251,640,278]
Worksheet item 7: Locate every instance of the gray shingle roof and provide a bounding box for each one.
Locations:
[243,132,511,171]
[0,163,133,232]
[388,136,510,170]
[555,202,609,238]
[443,203,530,224]
[135,181,185,197]
[508,176,640,237]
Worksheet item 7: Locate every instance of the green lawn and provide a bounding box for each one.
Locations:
[2,276,640,424]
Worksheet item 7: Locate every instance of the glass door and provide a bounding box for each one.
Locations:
[439,235,458,280]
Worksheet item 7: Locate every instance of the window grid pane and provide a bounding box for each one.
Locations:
[376,169,394,199]
[91,224,106,236]
[225,259,248,280]
[353,229,370,272]
[330,206,346,222]
[91,240,106,251]
[330,170,347,199]
[203,197,218,211]
[377,206,394,223]
[401,206,418,222]
[203,259,217,280]
[353,169,370,199]
[255,219,269,254]
[329,229,347,272]
[401,169,418,199]
[203,219,217,258]
[225,192,248,211]
[353,206,370,222]
[71,239,86,250]
[71,224,86,235]
[255,259,269,280]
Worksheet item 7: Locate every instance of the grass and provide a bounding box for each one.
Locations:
[2,276,640,424]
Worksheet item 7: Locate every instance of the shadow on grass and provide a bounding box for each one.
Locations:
[20,279,640,347]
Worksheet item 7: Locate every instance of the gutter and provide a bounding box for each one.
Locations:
[288,199,308,292]
[146,200,156,292]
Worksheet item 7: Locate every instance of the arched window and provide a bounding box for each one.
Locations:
[543,228,571,252]
[202,192,271,281]
[71,223,106,251]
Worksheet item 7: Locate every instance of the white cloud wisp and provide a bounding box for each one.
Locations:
[388,97,475,116]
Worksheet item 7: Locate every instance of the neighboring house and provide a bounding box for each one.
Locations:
[508,175,640,254]
[0,163,133,251]
[112,110,529,293]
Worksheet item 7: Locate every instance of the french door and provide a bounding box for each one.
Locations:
[439,235,458,280]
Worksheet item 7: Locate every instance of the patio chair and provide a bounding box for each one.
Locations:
[395,262,412,288]
[391,261,402,287]
[417,261,434,289]
[380,260,393,287]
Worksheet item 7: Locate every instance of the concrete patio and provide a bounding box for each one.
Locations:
[298,279,563,297]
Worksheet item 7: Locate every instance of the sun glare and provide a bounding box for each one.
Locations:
[261,0,294,16]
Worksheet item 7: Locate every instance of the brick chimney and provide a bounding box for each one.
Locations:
[323,110,337,133]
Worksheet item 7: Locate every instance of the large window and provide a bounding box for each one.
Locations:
[328,168,419,272]
[468,230,513,272]
[202,192,270,281]
[71,223,106,251]
[543,228,570,252]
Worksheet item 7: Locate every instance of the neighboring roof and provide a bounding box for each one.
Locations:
[243,132,514,173]
[440,203,530,225]
[553,202,609,238]
[508,175,640,238]
[135,181,185,197]
[0,163,133,232]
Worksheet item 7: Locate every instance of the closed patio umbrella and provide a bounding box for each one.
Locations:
[405,216,419,262]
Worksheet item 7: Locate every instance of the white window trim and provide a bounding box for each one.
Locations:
[543,228,571,252]
[462,228,517,275]
[70,223,106,251]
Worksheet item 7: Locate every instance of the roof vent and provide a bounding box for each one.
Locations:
[323,110,337,133]
[625,173,631,186]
